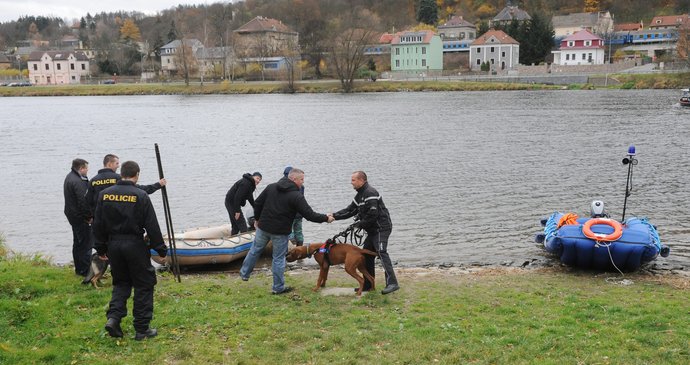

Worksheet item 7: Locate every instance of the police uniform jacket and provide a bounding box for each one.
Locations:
[85,168,162,214]
[333,182,392,233]
[254,177,328,235]
[63,168,90,225]
[225,173,257,214]
[92,180,166,255]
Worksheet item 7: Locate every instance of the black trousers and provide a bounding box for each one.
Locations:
[362,228,398,290]
[227,209,248,235]
[106,238,157,332]
[71,221,92,276]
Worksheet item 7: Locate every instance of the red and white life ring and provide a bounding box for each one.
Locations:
[582,218,623,242]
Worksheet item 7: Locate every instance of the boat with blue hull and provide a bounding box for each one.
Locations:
[538,212,667,271]
[150,224,255,266]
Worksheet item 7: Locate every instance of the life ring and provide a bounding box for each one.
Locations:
[582,218,623,242]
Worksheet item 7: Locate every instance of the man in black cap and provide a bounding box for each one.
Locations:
[333,171,399,295]
[63,158,92,276]
[93,160,167,341]
[225,172,262,235]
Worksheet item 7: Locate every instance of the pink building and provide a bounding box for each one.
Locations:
[28,51,90,85]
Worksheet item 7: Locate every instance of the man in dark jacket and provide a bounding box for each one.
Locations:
[93,161,167,341]
[63,158,92,276]
[333,171,399,295]
[225,172,262,235]
[85,154,165,215]
[239,168,333,294]
[283,166,304,246]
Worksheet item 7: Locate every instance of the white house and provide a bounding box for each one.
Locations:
[27,51,90,85]
[551,30,605,65]
[469,30,519,72]
[160,39,204,75]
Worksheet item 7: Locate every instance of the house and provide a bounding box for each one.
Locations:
[648,14,690,30]
[27,51,89,85]
[491,1,531,27]
[234,16,299,58]
[551,30,605,66]
[469,29,519,72]
[363,33,394,72]
[196,46,234,79]
[552,11,614,39]
[160,39,204,75]
[390,30,443,75]
[0,54,12,70]
[438,15,476,53]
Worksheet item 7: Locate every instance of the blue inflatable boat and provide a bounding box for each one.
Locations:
[538,212,668,272]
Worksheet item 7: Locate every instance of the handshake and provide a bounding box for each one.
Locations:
[155,244,169,258]
[326,214,335,223]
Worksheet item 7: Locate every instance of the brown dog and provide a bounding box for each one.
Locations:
[286,242,378,296]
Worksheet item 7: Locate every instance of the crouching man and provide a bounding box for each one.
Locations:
[93,160,167,340]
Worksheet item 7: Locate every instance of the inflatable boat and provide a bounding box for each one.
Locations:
[150,224,254,266]
[537,212,669,271]
[680,88,690,107]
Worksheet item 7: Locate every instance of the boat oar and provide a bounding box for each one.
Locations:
[155,143,181,283]
[621,145,637,222]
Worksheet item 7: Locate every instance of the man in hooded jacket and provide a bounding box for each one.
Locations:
[239,168,333,294]
[225,172,262,235]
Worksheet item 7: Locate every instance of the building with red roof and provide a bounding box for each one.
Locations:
[469,29,519,72]
[551,30,605,65]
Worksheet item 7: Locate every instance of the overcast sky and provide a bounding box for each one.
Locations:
[0,1,215,23]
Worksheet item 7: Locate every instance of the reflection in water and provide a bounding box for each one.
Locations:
[0,90,688,267]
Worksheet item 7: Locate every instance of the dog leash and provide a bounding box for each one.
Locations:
[329,224,365,247]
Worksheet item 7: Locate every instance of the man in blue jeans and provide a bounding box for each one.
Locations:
[239,168,334,294]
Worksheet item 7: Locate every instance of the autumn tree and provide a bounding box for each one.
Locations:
[327,8,380,93]
[584,0,600,13]
[677,26,690,67]
[417,0,439,25]
[120,18,142,43]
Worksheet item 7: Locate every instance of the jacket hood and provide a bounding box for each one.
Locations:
[276,176,299,192]
[242,173,253,180]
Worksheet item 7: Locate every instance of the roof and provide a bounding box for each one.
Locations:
[0,54,11,63]
[493,6,531,22]
[161,39,204,50]
[649,14,689,28]
[379,33,396,44]
[196,47,231,59]
[438,15,475,29]
[562,29,603,42]
[235,16,297,35]
[27,51,89,62]
[390,30,436,45]
[471,29,519,45]
[615,22,643,31]
[552,12,602,28]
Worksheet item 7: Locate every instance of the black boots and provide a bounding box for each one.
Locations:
[135,328,158,341]
[105,318,123,338]
[381,284,400,295]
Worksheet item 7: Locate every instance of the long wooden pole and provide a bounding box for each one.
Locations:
[155,143,181,282]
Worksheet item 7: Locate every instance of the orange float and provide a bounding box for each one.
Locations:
[582,218,623,242]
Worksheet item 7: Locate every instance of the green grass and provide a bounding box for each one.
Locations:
[0,245,687,365]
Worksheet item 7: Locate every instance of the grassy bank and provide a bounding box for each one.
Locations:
[0,244,688,364]
[0,80,557,97]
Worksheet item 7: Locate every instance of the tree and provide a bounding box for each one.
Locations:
[520,12,555,66]
[327,8,379,93]
[417,0,439,25]
[120,19,142,43]
[677,26,690,67]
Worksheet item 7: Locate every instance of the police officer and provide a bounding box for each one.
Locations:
[63,158,92,276]
[225,172,262,235]
[333,171,399,295]
[85,154,166,214]
[93,161,167,340]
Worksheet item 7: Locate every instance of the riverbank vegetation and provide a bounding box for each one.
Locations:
[0,242,687,364]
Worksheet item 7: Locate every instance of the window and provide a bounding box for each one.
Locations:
[582,53,586,60]
[502,51,506,57]
[415,59,418,65]
[33,64,37,70]
[45,64,49,70]
[568,41,574,47]
[490,47,495,52]
[477,59,481,65]
[469,32,475,39]
[395,60,400,67]
[584,40,591,46]
[422,47,426,54]
[70,63,75,70]
[566,54,570,60]
[71,76,76,80]
[396,48,400,55]
[490,58,495,64]
[57,64,61,70]
[588,53,593,62]
[422,59,426,67]
[416,47,418,54]
[477,48,481,53]
[81,64,85,70]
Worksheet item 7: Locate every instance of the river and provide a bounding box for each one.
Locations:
[0,89,688,268]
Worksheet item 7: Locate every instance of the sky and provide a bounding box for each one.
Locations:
[0,0,215,23]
